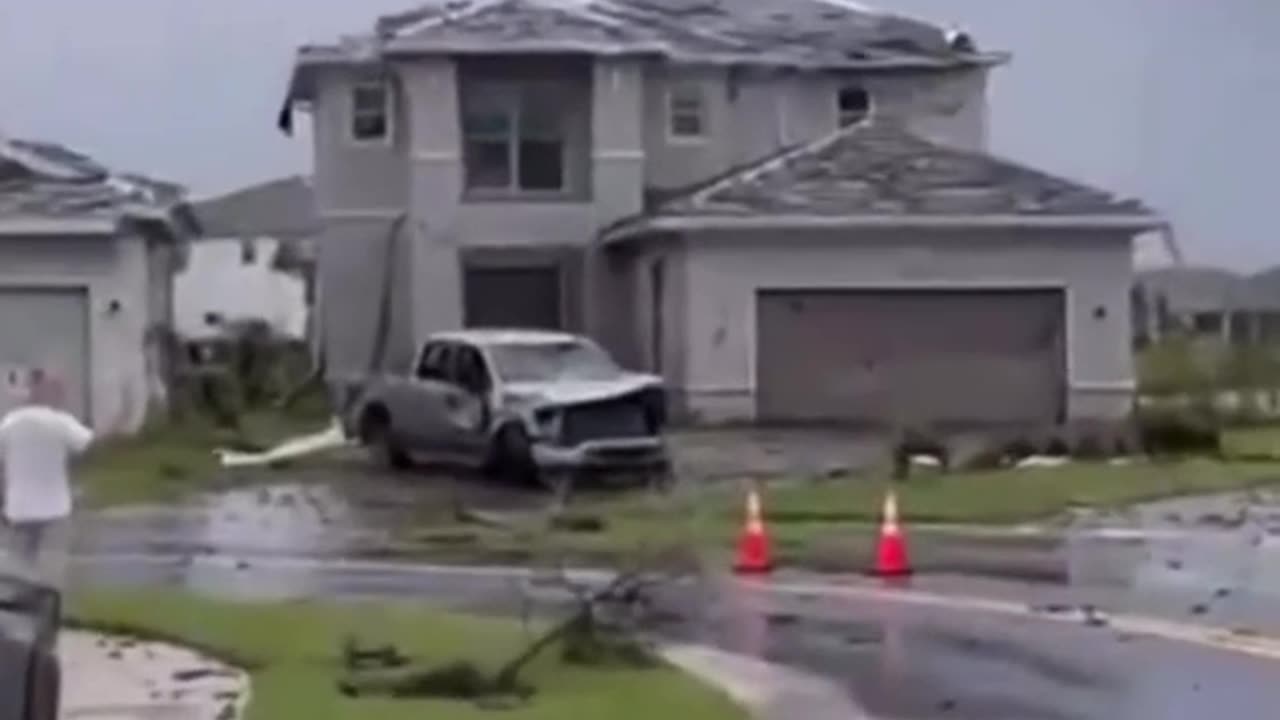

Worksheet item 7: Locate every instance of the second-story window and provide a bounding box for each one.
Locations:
[462,87,566,193]
[350,81,390,142]
[667,84,706,141]
[837,86,872,127]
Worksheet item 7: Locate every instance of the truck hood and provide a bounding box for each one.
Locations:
[503,374,662,407]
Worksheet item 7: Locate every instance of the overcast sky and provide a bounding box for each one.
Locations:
[1,0,1276,269]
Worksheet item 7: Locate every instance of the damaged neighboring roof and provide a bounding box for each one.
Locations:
[192,175,318,239]
[0,136,195,235]
[605,120,1163,241]
[281,0,1003,110]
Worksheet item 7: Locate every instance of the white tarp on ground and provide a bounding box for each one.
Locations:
[215,419,350,468]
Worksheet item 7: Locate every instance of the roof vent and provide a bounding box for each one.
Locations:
[945,28,977,53]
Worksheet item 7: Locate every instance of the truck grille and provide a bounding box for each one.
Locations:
[560,395,653,445]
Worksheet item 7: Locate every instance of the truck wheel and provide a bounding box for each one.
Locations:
[488,425,539,487]
[361,409,411,471]
[25,651,59,720]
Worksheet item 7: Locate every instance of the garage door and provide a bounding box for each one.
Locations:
[756,288,1065,426]
[0,288,90,421]
[463,266,562,330]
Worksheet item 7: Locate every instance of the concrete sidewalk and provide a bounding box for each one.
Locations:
[661,644,867,720]
[60,630,248,720]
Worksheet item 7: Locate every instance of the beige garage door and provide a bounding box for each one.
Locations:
[756,288,1066,426]
[0,288,90,421]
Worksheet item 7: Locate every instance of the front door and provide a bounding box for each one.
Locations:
[463,265,562,330]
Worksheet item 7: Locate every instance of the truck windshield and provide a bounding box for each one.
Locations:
[488,341,622,382]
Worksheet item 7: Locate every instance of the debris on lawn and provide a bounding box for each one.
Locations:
[549,512,607,533]
[215,419,349,468]
[335,570,666,705]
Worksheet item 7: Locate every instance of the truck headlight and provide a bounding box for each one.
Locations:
[531,407,561,440]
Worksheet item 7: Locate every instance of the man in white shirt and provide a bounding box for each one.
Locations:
[0,372,94,589]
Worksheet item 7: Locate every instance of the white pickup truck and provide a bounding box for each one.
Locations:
[340,329,671,487]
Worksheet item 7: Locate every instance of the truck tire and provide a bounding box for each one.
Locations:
[24,651,59,720]
[360,408,411,471]
[487,424,539,487]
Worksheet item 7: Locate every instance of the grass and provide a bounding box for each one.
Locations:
[78,407,331,509]
[388,452,1280,574]
[68,590,745,720]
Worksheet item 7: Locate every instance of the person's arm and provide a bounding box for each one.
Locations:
[60,414,94,454]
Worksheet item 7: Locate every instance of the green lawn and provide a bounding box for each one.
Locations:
[389,454,1280,572]
[68,591,744,720]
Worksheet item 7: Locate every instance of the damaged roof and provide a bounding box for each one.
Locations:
[292,0,995,80]
[659,121,1153,218]
[193,175,318,239]
[0,136,192,232]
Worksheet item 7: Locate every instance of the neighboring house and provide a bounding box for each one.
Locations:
[0,136,195,434]
[181,176,318,347]
[1136,266,1280,345]
[278,0,1161,428]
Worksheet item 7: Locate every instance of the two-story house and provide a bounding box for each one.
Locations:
[278,0,1162,428]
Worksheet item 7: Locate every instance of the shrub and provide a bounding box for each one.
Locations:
[1137,407,1222,457]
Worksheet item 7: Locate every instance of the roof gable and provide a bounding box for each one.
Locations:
[193,176,318,239]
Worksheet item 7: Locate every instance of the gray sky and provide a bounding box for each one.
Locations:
[2,0,1276,269]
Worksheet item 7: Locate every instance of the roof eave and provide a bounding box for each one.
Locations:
[0,215,118,236]
[604,212,1167,245]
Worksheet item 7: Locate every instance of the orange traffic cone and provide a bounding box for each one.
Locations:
[871,488,912,577]
[733,486,773,574]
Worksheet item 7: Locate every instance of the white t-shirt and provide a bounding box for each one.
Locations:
[0,405,94,523]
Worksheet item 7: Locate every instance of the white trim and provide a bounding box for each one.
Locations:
[665,83,710,145]
[605,213,1164,243]
[592,149,645,161]
[319,208,404,220]
[0,216,116,235]
[346,79,395,147]
[411,149,461,163]
[1071,380,1138,392]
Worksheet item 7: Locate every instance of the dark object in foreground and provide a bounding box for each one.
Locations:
[0,574,61,720]
[341,635,410,671]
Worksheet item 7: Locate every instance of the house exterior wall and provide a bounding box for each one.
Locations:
[642,65,989,189]
[0,234,154,434]
[664,228,1135,424]
[173,237,309,341]
[306,54,989,381]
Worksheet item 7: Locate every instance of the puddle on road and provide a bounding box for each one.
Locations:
[80,461,549,561]
[1059,488,1280,632]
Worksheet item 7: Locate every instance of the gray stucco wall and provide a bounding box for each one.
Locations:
[659,228,1135,424]
[0,234,155,433]
[307,54,990,381]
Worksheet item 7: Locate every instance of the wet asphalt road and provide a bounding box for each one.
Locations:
[67,551,1280,720]
[62,455,1280,720]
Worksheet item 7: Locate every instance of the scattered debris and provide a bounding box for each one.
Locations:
[549,513,606,533]
[938,699,957,712]
[235,560,250,571]
[1189,603,1209,616]
[766,613,800,627]
[217,420,350,468]
[1015,455,1071,470]
[1166,559,1184,571]
[1214,587,1232,599]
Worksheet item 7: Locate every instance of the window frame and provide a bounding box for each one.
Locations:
[414,341,450,381]
[665,83,708,144]
[461,84,570,197]
[347,80,393,146]
[835,85,873,129]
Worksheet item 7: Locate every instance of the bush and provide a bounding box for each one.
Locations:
[1137,408,1222,457]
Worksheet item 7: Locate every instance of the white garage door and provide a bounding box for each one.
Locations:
[0,288,90,421]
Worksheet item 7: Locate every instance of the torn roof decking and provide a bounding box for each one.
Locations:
[0,136,192,232]
[602,121,1160,240]
[294,0,1000,73]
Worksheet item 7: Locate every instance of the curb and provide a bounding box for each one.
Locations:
[764,578,1280,662]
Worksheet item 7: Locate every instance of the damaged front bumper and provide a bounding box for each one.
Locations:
[531,436,670,472]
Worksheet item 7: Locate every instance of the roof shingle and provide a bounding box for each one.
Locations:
[0,137,187,223]
[654,121,1153,219]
